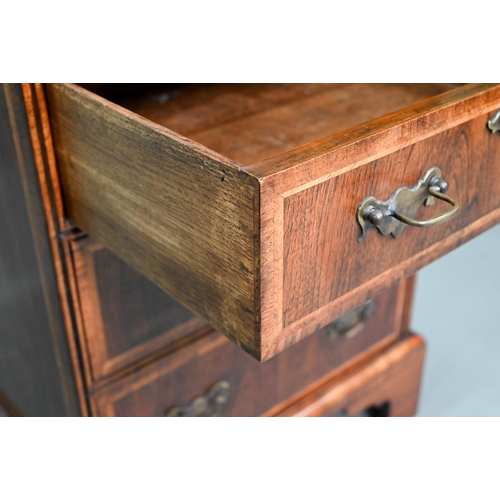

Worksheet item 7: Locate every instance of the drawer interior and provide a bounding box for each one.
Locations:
[79,83,459,165]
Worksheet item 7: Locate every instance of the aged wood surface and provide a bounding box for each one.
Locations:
[46,83,260,358]
[46,83,500,361]
[246,84,500,178]
[257,86,500,360]
[109,83,336,139]
[191,84,457,165]
[283,113,500,325]
[89,282,406,416]
[100,83,456,165]
[21,83,88,415]
[274,333,425,417]
[70,237,206,386]
[0,84,81,416]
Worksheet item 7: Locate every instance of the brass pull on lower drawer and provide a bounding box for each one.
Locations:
[165,381,230,417]
[357,167,459,242]
[326,300,376,339]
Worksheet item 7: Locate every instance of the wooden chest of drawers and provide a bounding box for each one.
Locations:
[3,82,498,416]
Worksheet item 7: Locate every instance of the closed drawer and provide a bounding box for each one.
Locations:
[45,83,500,361]
[276,333,426,418]
[70,236,206,385]
[89,280,409,416]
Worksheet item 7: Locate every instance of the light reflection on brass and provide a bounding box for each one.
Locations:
[487,110,500,134]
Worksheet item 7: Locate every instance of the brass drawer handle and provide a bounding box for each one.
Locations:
[165,381,230,417]
[326,299,376,339]
[357,167,459,242]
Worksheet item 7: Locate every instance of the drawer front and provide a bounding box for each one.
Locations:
[276,334,425,418]
[46,84,500,361]
[70,237,205,384]
[257,105,500,359]
[283,118,496,325]
[89,281,408,416]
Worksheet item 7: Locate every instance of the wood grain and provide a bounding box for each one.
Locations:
[274,333,425,417]
[109,83,336,139]
[89,281,407,416]
[97,83,456,165]
[283,114,500,325]
[246,84,499,178]
[45,83,500,361]
[21,83,88,416]
[257,85,500,360]
[190,84,457,165]
[46,83,261,358]
[70,237,206,386]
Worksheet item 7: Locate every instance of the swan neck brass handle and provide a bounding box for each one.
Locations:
[357,167,459,241]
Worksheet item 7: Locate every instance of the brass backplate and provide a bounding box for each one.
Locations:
[357,167,441,242]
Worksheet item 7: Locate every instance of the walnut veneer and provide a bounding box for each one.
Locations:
[5,82,495,416]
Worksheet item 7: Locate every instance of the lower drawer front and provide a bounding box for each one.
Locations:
[70,237,205,384]
[277,333,425,417]
[89,281,407,416]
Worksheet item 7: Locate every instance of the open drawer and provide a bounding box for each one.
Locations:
[45,83,500,361]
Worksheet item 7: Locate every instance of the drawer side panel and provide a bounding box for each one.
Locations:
[45,84,260,358]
